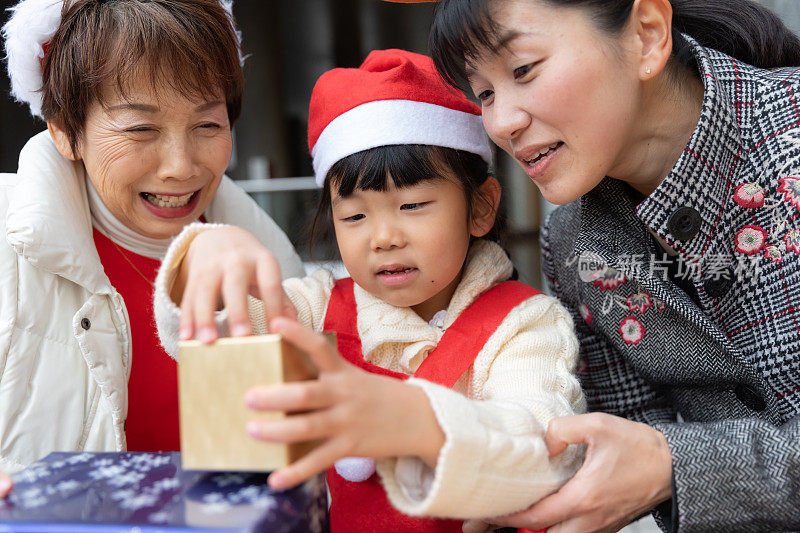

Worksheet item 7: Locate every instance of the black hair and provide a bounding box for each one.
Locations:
[430,0,800,90]
[309,144,504,256]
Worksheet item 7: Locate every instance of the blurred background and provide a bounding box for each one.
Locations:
[2,0,800,287]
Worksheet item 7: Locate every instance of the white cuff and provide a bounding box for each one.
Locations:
[394,455,435,504]
[153,222,232,359]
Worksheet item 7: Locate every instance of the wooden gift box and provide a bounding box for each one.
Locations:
[178,335,319,472]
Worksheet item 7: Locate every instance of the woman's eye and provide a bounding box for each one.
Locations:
[513,63,535,79]
[343,213,365,222]
[400,202,428,211]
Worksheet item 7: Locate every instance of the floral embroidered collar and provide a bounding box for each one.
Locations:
[634,37,744,261]
[577,37,800,273]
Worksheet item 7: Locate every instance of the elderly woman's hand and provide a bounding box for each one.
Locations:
[176,226,297,344]
[0,470,12,498]
[492,413,672,533]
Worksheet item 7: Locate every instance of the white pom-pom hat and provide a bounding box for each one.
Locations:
[307,48,493,188]
[2,0,242,119]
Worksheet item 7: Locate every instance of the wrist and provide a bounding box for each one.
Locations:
[170,253,189,305]
[404,384,445,467]
[165,224,208,305]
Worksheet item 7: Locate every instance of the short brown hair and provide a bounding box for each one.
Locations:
[41,0,244,155]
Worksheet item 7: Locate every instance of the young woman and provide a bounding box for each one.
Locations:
[428,0,800,531]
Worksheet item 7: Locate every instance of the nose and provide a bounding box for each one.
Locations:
[157,133,198,182]
[370,219,406,251]
[485,94,531,143]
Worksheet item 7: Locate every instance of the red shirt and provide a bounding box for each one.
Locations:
[93,228,180,452]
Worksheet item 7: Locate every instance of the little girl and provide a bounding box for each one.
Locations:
[154,49,585,532]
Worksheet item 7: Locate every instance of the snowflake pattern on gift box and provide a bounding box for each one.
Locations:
[110,488,137,502]
[52,480,81,493]
[17,465,51,484]
[200,492,232,515]
[120,492,159,510]
[88,464,126,481]
[65,453,93,465]
[107,469,146,487]
[16,487,48,509]
[734,182,765,208]
[0,452,328,532]
[212,473,249,487]
[151,477,181,492]
[147,510,172,524]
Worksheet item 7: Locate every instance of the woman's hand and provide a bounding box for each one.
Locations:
[176,226,296,344]
[493,413,673,533]
[245,317,445,490]
[0,470,12,498]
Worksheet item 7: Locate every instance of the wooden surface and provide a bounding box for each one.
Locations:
[178,335,319,472]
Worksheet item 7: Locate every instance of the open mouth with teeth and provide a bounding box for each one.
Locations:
[376,265,419,286]
[378,266,417,276]
[524,142,563,167]
[140,191,198,208]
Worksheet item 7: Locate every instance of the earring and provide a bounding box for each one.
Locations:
[645,66,652,75]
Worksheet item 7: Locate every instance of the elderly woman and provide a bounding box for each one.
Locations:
[0,0,303,486]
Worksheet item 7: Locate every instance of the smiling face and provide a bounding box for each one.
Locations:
[54,72,233,239]
[467,0,643,205]
[331,177,478,321]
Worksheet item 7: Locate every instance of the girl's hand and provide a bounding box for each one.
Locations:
[176,226,296,344]
[245,317,445,490]
[0,470,12,498]
[492,413,672,533]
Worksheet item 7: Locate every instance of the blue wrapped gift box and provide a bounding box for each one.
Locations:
[0,452,327,532]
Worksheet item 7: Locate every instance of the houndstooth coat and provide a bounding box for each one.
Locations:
[541,40,800,532]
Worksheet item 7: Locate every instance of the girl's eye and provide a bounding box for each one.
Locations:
[343,213,365,222]
[477,89,494,103]
[400,202,428,211]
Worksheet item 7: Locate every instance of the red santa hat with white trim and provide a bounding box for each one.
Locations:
[308,48,493,187]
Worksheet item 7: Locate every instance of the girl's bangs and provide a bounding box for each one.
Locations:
[429,0,500,90]
[329,145,448,198]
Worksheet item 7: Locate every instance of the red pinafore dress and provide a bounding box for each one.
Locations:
[323,277,546,533]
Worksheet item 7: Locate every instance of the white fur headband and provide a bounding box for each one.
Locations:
[2,0,242,119]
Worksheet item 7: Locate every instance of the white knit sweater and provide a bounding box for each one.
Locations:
[154,226,586,519]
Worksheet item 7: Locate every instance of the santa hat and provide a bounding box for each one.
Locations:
[308,48,492,187]
[1,0,243,119]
